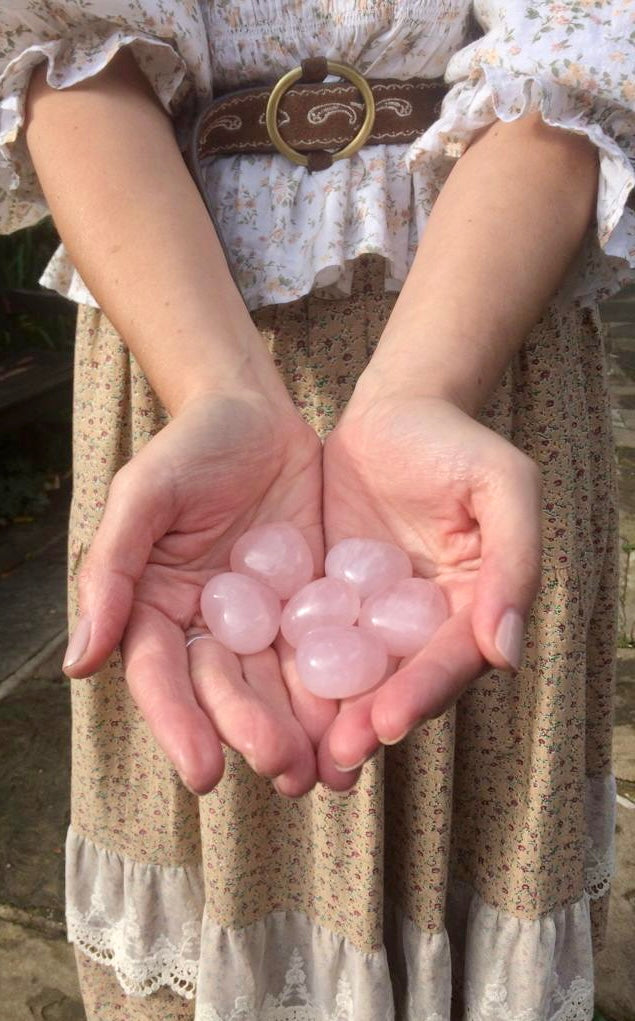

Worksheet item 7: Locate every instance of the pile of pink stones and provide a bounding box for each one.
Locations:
[199,523,448,699]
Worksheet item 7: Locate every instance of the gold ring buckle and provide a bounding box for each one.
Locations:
[265,60,376,168]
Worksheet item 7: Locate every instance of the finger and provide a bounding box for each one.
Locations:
[189,640,316,793]
[319,652,396,771]
[322,688,378,775]
[370,605,485,743]
[241,649,318,796]
[471,449,542,671]
[317,728,363,792]
[122,606,225,794]
[65,458,175,677]
[320,655,398,772]
[276,636,338,748]
[241,646,295,716]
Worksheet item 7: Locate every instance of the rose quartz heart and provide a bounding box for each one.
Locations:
[295,625,388,698]
[229,522,314,599]
[280,577,361,648]
[200,572,281,655]
[359,577,448,657]
[324,537,412,599]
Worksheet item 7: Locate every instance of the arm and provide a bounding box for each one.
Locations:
[24,48,290,416]
[25,50,328,796]
[322,115,598,776]
[353,113,598,416]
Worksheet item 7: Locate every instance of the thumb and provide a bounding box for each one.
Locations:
[64,458,174,677]
[471,447,542,671]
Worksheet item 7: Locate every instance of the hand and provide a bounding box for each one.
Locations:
[319,394,542,784]
[64,390,337,796]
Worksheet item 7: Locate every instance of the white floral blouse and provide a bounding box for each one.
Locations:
[0,0,634,310]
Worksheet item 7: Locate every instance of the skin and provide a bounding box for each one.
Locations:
[24,49,598,795]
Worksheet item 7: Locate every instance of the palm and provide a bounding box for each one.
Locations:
[131,397,323,631]
[324,404,483,609]
[320,396,540,782]
[77,393,332,795]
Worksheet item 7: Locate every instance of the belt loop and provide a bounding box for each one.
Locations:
[300,56,329,83]
[306,151,333,173]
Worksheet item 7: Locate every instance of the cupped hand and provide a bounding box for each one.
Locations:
[319,395,542,785]
[64,390,337,796]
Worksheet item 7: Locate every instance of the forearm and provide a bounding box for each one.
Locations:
[25,50,290,416]
[354,114,598,416]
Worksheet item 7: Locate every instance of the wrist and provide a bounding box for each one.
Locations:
[351,293,515,420]
[176,379,299,429]
[173,357,310,455]
[150,320,295,419]
[350,348,479,420]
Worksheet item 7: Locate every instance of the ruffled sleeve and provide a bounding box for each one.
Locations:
[406,0,635,304]
[0,0,212,235]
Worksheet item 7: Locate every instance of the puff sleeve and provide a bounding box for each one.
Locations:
[0,1,212,235]
[406,0,635,303]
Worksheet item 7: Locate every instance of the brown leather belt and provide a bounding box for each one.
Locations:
[189,57,447,177]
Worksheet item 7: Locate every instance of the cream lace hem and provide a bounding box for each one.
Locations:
[65,833,204,998]
[65,774,615,1019]
[584,772,616,901]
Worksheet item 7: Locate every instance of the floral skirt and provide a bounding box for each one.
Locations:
[67,256,617,1021]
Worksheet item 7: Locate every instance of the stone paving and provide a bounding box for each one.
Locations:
[1,294,634,1019]
[0,486,68,702]
[594,293,635,1021]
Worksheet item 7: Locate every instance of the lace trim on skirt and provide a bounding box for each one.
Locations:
[65,773,614,1019]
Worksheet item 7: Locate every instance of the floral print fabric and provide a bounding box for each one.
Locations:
[64,257,618,1017]
[0,1,634,308]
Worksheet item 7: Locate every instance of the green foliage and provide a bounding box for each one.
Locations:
[0,220,74,521]
[1,309,67,351]
[0,217,58,285]
[0,218,75,351]
[0,421,71,523]
[0,452,49,521]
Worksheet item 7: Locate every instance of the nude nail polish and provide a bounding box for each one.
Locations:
[495,609,524,670]
[63,616,91,670]
[378,730,409,746]
[333,756,367,772]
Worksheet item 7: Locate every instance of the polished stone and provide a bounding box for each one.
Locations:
[230,522,314,599]
[200,572,281,655]
[280,577,360,648]
[325,537,413,599]
[295,625,388,698]
[359,577,448,657]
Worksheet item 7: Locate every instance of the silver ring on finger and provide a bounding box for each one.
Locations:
[185,630,217,649]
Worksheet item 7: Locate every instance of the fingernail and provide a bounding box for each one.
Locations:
[63,616,92,670]
[241,739,259,774]
[180,775,200,797]
[322,782,354,796]
[495,609,524,670]
[378,729,408,747]
[333,756,367,773]
[272,778,304,800]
